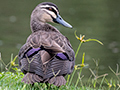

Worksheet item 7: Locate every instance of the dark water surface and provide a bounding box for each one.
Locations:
[0,0,120,82]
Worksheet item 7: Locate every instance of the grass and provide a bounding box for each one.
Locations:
[0,71,94,90]
[0,31,120,90]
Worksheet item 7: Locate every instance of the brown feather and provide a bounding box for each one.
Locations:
[18,2,75,86]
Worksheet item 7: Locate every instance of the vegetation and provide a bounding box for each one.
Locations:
[0,32,120,90]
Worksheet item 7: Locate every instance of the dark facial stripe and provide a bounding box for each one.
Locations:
[46,7,58,15]
[40,2,59,11]
[41,7,58,16]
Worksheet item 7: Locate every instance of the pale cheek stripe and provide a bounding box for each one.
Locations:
[42,9,57,19]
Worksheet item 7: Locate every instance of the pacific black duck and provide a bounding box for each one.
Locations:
[18,2,75,86]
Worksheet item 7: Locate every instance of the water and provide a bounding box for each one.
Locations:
[0,0,120,81]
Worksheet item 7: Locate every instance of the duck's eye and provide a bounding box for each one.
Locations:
[48,7,52,11]
[46,7,57,15]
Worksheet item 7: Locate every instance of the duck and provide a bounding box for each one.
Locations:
[18,2,75,86]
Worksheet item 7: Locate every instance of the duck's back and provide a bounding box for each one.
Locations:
[18,27,75,86]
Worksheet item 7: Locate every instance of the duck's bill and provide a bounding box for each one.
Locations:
[53,14,72,28]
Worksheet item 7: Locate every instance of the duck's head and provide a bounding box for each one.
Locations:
[31,2,72,28]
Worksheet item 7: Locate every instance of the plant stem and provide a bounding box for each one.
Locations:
[75,41,83,58]
[68,69,76,86]
[99,74,106,89]
[66,75,70,85]
[75,67,83,87]
[74,41,84,87]
[68,41,83,86]
[8,54,13,72]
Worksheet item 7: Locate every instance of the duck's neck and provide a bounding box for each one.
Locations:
[30,19,59,33]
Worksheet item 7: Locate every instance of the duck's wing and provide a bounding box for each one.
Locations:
[26,31,65,53]
[18,31,75,82]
